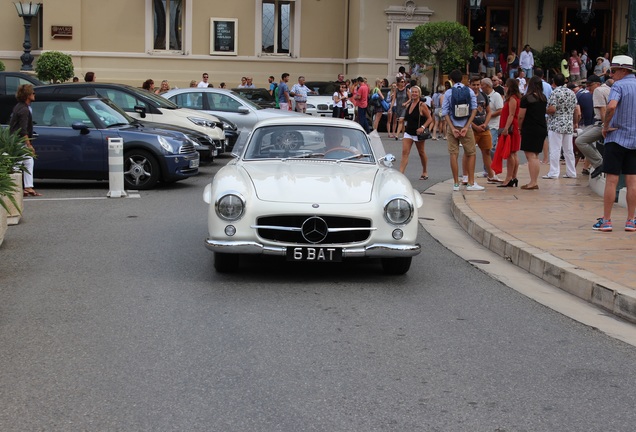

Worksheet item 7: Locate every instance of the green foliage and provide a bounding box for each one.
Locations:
[35,51,74,83]
[537,42,563,74]
[0,153,20,214]
[408,21,473,84]
[0,128,32,175]
[613,42,628,56]
[0,60,5,72]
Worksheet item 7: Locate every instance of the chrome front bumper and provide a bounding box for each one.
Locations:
[204,239,421,257]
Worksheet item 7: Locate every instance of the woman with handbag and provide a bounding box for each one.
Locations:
[371,79,385,131]
[399,85,433,180]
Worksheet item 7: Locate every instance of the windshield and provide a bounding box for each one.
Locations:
[304,82,340,96]
[132,87,180,109]
[84,99,135,127]
[243,125,375,163]
[227,90,262,110]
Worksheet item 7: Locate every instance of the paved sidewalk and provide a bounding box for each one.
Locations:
[447,163,636,324]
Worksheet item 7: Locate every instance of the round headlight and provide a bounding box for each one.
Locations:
[384,197,413,225]
[216,194,245,221]
[158,136,173,152]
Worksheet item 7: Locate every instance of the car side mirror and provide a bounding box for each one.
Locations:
[71,122,90,134]
[380,153,395,167]
[134,105,147,118]
[238,107,249,114]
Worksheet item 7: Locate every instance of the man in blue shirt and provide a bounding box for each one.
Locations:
[593,55,636,232]
[442,69,483,191]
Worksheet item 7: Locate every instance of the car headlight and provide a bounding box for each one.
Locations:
[384,197,414,225]
[306,103,316,109]
[158,136,174,152]
[216,193,245,221]
[188,117,216,128]
[222,120,236,131]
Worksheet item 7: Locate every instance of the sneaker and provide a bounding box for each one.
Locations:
[481,171,488,178]
[461,175,469,185]
[626,219,636,232]
[466,183,485,191]
[562,174,576,179]
[452,183,460,191]
[592,218,612,232]
[542,175,558,179]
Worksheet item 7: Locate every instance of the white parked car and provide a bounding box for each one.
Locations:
[301,81,355,119]
[161,87,304,132]
[203,117,423,274]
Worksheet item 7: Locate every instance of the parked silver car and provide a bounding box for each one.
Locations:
[161,88,304,132]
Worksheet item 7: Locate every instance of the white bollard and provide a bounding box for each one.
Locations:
[107,137,127,198]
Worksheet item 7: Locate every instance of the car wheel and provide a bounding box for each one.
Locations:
[381,257,412,275]
[124,149,160,190]
[274,131,303,150]
[214,252,240,273]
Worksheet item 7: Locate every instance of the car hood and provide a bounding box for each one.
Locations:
[243,161,377,204]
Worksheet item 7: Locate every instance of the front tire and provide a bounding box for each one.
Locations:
[214,252,240,273]
[381,257,412,275]
[124,149,160,190]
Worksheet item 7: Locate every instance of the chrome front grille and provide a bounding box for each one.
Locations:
[317,104,330,111]
[255,215,372,244]
[179,142,195,154]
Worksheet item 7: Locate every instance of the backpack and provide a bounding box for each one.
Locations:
[272,83,279,108]
[510,55,519,68]
[451,85,472,119]
[585,57,593,72]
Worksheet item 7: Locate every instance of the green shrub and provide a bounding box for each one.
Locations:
[537,42,563,74]
[35,51,74,83]
[0,60,5,72]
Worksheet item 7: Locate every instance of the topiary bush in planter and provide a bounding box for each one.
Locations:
[0,60,5,72]
[35,51,74,83]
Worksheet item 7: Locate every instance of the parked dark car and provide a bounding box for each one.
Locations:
[231,88,276,109]
[34,82,227,154]
[0,71,44,95]
[0,94,200,190]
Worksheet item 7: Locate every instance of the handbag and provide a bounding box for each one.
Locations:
[380,99,390,112]
[416,103,431,140]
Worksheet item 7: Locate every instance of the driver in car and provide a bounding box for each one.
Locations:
[323,127,360,158]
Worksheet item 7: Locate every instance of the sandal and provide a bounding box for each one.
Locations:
[24,188,42,196]
[419,175,429,180]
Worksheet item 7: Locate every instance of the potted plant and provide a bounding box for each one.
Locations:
[0,128,31,225]
[0,152,20,246]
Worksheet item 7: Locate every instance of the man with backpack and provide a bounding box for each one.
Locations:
[441,69,484,191]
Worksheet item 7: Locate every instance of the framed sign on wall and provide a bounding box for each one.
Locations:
[396,26,415,60]
[210,18,238,55]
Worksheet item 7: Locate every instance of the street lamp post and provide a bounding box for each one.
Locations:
[14,2,41,71]
[578,0,594,24]
[469,0,482,20]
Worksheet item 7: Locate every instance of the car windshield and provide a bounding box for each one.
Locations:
[84,98,135,127]
[227,90,262,110]
[132,87,180,109]
[243,125,375,163]
[304,82,340,96]
[231,89,271,109]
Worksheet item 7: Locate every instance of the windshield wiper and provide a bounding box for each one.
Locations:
[106,122,130,128]
[336,153,372,161]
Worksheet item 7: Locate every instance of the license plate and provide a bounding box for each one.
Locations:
[287,247,342,262]
[189,159,199,168]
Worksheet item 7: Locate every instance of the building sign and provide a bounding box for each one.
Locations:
[397,27,415,59]
[210,18,238,56]
[51,26,72,39]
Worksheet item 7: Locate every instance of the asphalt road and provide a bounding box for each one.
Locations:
[1,139,636,431]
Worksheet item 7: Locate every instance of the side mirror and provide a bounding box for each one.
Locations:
[134,105,147,118]
[380,153,395,167]
[238,107,250,114]
[71,122,90,134]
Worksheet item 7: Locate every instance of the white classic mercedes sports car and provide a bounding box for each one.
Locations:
[203,117,423,274]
